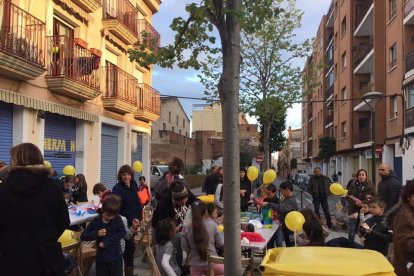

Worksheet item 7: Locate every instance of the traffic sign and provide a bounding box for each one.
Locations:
[256,155,264,163]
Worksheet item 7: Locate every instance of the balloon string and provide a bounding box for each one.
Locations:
[294,229,297,247]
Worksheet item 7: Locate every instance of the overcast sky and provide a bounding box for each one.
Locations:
[152,0,332,128]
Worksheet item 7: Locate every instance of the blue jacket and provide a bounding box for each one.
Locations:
[112,180,142,225]
[81,214,126,263]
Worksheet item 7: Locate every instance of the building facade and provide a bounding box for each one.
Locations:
[0,0,161,194]
[303,0,414,185]
[277,127,305,178]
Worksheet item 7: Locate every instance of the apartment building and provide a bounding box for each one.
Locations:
[303,0,414,185]
[0,0,161,193]
[277,127,306,178]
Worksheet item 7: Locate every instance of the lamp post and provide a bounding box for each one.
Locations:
[361,91,384,185]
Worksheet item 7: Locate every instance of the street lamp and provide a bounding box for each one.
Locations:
[361,91,384,185]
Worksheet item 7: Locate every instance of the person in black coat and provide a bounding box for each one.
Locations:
[378,163,402,210]
[112,164,142,276]
[0,143,70,276]
[240,168,251,212]
[72,173,88,203]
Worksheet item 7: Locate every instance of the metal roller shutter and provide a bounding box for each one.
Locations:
[44,112,76,175]
[131,132,143,177]
[101,124,118,189]
[0,102,13,164]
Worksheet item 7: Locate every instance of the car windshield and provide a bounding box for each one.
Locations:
[159,166,169,174]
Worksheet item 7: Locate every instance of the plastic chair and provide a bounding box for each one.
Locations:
[62,241,83,276]
[207,255,254,276]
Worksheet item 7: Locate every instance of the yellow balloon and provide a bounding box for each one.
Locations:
[198,195,215,204]
[62,165,75,175]
[263,169,277,184]
[330,183,346,196]
[217,225,224,233]
[247,166,259,182]
[133,161,143,172]
[58,230,78,247]
[44,160,52,168]
[285,211,306,232]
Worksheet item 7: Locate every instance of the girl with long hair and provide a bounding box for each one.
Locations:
[300,208,326,246]
[182,200,224,275]
[73,173,88,203]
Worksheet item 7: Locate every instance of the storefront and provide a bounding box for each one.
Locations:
[0,102,13,164]
[101,124,119,189]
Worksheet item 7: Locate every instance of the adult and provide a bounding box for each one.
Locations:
[378,163,402,210]
[346,173,357,190]
[154,157,186,201]
[0,143,70,276]
[388,180,414,276]
[72,173,88,203]
[203,166,219,195]
[240,168,251,212]
[346,169,376,243]
[307,167,333,228]
[112,164,142,276]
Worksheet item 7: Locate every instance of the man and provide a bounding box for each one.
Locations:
[203,165,218,194]
[377,163,402,210]
[307,167,333,228]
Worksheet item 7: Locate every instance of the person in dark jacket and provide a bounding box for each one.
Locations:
[203,165,218,194]
[360,199,392,256]
[72,173,88,203]
[307,167,333,228]
[258,181,298,247]
[378,163,402,210]
[154,157,187,201]
[81,195,126,276]
[240,168,251,212]
[0,143,70,276]
[112,164,142,276]
[346,169,376,243]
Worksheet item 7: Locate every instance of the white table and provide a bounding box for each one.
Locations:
[69,203,98,226]
[242,222,279,252]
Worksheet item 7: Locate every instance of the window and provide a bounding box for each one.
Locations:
[172,126,174,132]
[179,129,182,135]
[341,121,347,138]
[162,123,166,130]
[359,118,369,130]
[390,96,398,118]
[389,0,396,20]
[408,84,414,108]
[183,119,185,128]
[176,115,179,126]
[341,52,346,69]
[168,111,171,123]
[389,43,397,69]
[341,17,346,36]
[341,87,347,103]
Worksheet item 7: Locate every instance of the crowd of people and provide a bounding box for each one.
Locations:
[0,142,413,276]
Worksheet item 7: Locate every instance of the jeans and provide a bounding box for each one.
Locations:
[348,217,359,242]
[313,196,332,227]
[267,227,284,249]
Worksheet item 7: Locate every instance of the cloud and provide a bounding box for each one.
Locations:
[185,74,200,83]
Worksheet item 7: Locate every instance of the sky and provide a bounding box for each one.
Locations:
[152,0,332,128]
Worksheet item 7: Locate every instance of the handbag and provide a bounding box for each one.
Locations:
[137,186,150,205]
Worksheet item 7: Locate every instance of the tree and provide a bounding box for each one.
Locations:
[128,0,253,273]
[318,136,336,162]
[200,0,313,170]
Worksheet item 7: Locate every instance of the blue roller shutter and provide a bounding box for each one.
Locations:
[44,112,76,175]
[0,102,13,164]
[131,131,143,163]
[101,124,118,189]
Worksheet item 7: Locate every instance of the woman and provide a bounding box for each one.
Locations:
[346,169,376,243]
[182,200,224,275]
[389,180,414,276]
[0,143,70,276]
[213,167,224,212]
[240,168,251,212]
[112,165,142,276]
[72,173,88,203]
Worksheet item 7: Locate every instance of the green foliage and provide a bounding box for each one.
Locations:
[290,158,297,169]
[318,136,336,161]
[185,164,202,175]
[258,102,287,153]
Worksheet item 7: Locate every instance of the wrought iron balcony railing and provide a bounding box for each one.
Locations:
[102,64,137,105]
[137,83,160,115]
[406,50,414,72]
[355,127,371,144]
[137,19,160,52]
[0,0,45,67]
[103,0,138,36]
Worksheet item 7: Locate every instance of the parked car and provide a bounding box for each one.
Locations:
[150,165,169,186]
[293,173,310,190]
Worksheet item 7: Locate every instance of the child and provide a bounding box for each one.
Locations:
[262,184,283,248]
[81,195,126,276]
[359,200,373,224]
[72,173,88,203]
[138,176,151,206]
[62,175,75,205]
[300,208,326,246]
[155,218,181,276]
[206,203,221,225]
[359,199,393,256]
[258,181,298,247]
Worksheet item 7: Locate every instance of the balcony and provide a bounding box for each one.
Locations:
[0,0,46,80]
[354,1,373,36]
[404,0,414,25]
[355,127,371,144]
[406,108,414,128]
[406,50,414,74]
[72,0,103,13]
[326,85,334,99]
[136,19,160,53]
[134,83,161,122]
[45,36,101,101]
[326,113,333,126]
[102,0,138,45]
[353,42,374,74]
[326,2,334,28]
[102,64,137,114]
